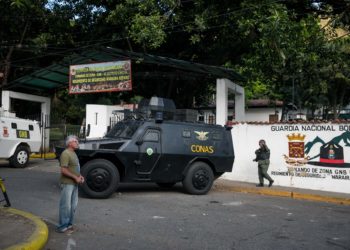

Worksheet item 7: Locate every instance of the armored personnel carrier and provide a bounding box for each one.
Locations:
[56,97,234,198]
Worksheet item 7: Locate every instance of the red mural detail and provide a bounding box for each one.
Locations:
[288,142,305,158]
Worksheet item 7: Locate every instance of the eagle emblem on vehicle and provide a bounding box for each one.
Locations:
[194,131,209,141]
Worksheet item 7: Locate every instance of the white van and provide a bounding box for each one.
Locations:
[0,108,41,168]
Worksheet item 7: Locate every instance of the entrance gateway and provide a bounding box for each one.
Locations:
[3,47,245,156]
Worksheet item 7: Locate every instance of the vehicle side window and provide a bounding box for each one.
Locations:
[143,130,159,142]
[29,125,34,131]
[11,123,17,129]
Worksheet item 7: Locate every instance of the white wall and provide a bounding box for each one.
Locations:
[86,105,124,138]
[201,107,282,122]
[245,108,282,122]
[223,123,350,194]
[216,78,245,124]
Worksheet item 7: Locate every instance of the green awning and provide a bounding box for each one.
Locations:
[6,47,245,94]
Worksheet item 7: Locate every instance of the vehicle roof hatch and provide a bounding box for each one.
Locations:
[138,97,176,120]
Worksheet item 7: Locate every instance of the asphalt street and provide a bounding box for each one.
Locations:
[1,159,350,250]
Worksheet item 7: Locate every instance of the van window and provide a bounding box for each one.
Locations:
[11,123,17,129]
[29,125,34,131]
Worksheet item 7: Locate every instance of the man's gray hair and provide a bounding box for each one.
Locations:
[66,135,78,147]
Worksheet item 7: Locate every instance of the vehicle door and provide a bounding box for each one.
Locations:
[136,128,161,174]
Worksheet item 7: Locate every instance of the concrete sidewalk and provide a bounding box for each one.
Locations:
[1,179,350,250]
[215,179,350,205]
[0,207,48,250]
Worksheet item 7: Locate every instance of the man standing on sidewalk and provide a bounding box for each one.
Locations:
[56,135,84,233]
[253,139,274,187]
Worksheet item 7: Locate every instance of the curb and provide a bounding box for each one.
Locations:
[30,153,56,159]
[215,185,350,206]
[3,207,48,250]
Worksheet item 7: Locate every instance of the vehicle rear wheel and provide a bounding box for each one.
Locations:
[81,159,119,199]
[182,162,214,195]
[156,182,176,188]
[9,146,30,168]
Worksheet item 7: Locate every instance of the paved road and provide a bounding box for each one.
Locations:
[1,159,350,250]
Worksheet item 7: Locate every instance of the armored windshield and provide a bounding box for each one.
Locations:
[105,121,141,139]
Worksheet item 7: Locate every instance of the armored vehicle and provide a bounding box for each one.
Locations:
[56,97,234,198]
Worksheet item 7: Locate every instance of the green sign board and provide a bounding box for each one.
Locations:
[69,60,132,94]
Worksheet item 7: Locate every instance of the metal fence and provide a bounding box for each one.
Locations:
[19,113,84,152]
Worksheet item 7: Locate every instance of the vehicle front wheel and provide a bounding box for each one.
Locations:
[9,146,30,168]
[81,159,119,199]
[182,162,214,195]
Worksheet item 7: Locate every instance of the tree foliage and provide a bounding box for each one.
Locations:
[0,0,350,122]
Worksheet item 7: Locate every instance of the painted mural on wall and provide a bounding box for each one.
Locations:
[224,123,350,194]
[270,124,350,181]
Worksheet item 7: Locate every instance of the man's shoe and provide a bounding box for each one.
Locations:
[66,228,74,234]
[269,180,274,187]
[256,184,264,187]
[55,227,68,233]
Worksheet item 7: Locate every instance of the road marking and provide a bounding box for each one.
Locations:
[26,166,38,170]
[152,216,165,219]
[222,201,242,206]
[66,238,76,250]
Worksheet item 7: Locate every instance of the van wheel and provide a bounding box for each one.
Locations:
[10,146,30,168]
[182,162,214,195]
[81,159,119,199]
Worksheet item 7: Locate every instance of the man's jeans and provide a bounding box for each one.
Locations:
[57,184,78,230]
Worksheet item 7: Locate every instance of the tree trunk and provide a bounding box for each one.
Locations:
[0,21,30,88]
[335,86,346,119]
[126,37,133,52]
[1,45,15,87]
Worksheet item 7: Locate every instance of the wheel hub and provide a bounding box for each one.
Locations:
[192,169,209,190]
[87,168,111,192]
[17,151,28,164]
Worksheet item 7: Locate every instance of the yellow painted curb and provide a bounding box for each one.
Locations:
[233,186,291,198]
[292,192,350,206]
[3,207,48,250]
[30,153,56,159]
[216,185,292,198]
[215,184,350,206]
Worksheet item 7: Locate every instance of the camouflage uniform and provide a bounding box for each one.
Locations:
[254,147,274,186]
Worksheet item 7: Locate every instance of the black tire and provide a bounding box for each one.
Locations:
[9,146,30,168]
[81,159,120,199]
[182,162,214,195]
[156,182,176,188]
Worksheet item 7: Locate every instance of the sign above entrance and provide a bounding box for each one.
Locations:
[69,60,132,94]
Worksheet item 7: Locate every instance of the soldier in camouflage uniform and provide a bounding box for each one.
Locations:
[253,139,274,187]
